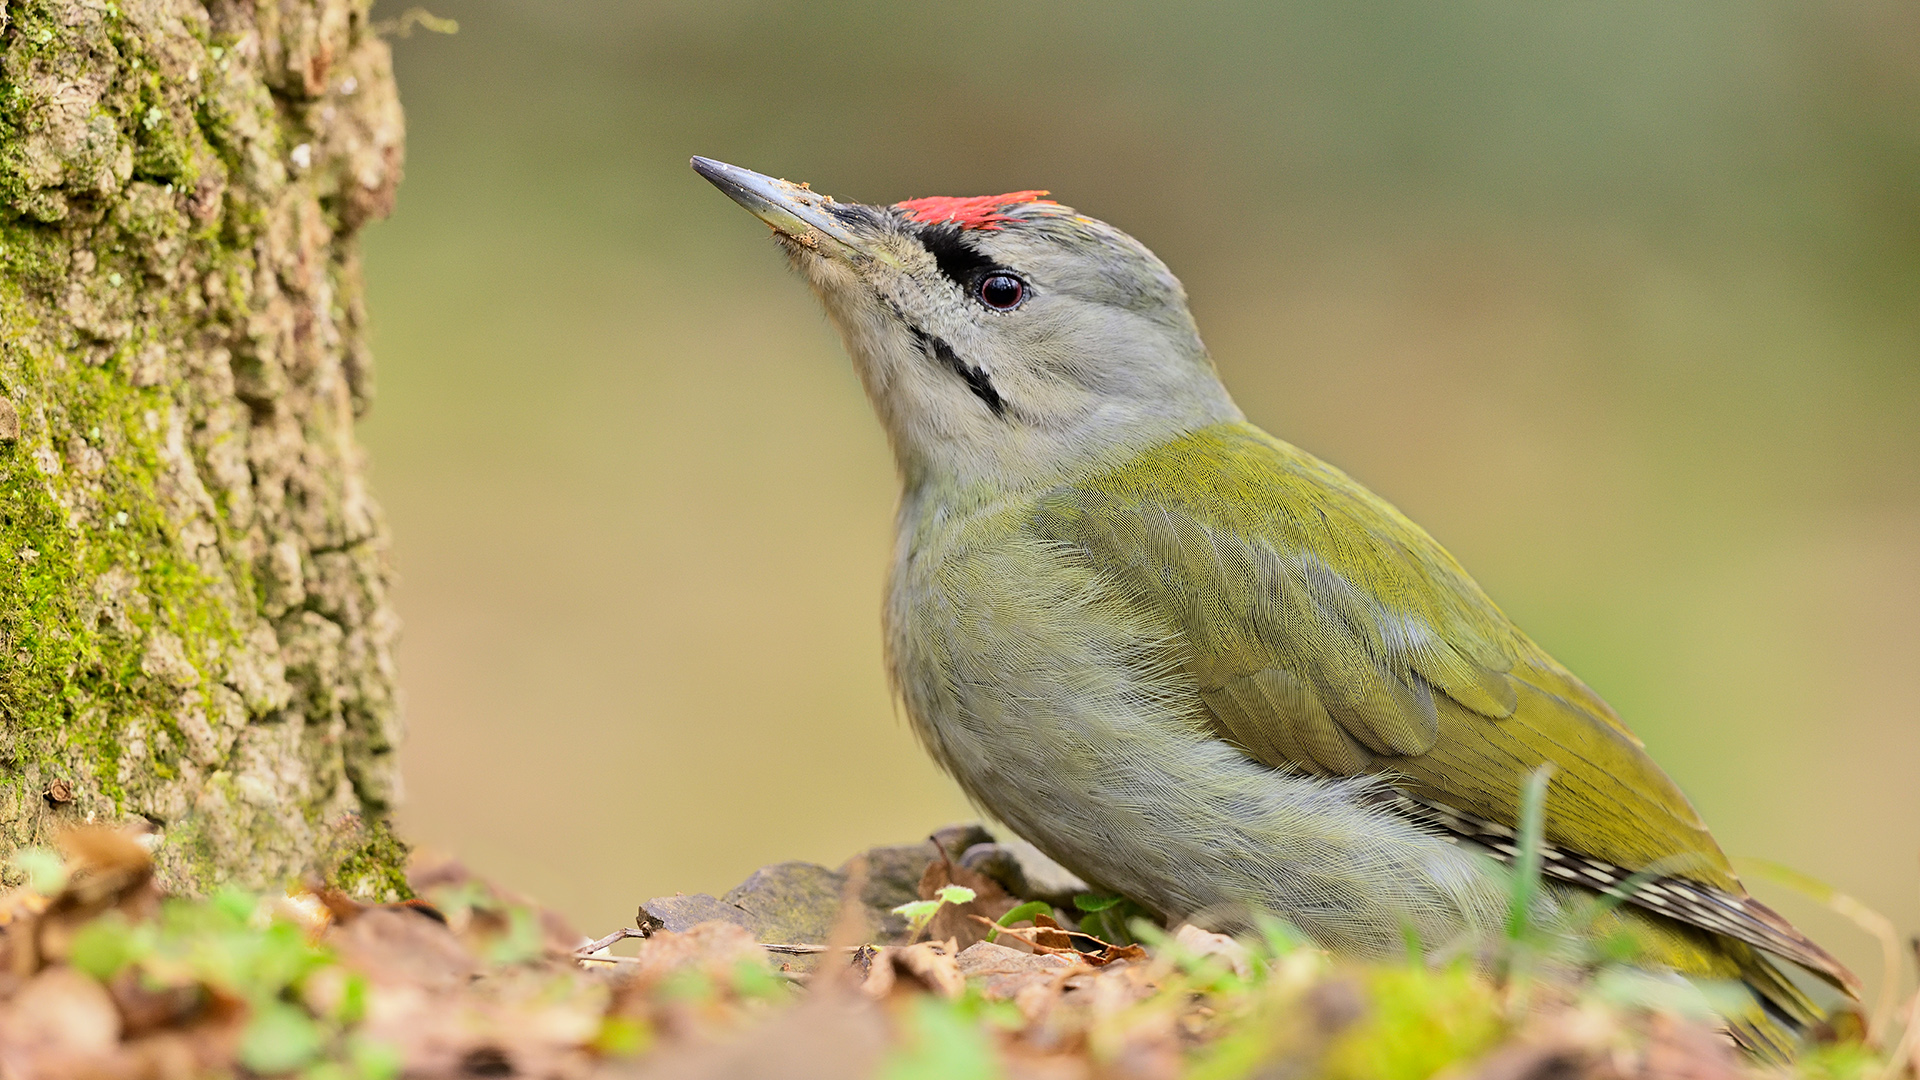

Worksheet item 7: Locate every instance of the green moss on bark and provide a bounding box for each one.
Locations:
[0,0,406,896]
[325,813,413,902]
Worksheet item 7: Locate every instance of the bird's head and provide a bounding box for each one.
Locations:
[693,158,1240,496]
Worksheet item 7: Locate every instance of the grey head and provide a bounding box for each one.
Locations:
[692,158,1241,498]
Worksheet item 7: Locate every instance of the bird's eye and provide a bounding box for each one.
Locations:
[977,273,1026,310]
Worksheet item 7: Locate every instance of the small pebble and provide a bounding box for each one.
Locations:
[0,396,18,441]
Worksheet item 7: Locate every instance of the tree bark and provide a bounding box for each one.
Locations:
[0,0,408,896]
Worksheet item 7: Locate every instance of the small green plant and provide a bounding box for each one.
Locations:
[986,900,1053,944]
[1073,892,1153,945]
[891,885,976,937]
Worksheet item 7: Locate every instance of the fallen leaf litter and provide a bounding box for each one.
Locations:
[0,824,1891,1080]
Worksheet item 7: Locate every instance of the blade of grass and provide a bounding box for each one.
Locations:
[1506,764,1555,943]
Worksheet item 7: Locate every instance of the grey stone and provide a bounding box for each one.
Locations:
[722,861,847,945]
[961,838,1090,906]
[647,826,1033,951]
[639,894,755,935]
[841,842,938,924]
[931,823,997,860]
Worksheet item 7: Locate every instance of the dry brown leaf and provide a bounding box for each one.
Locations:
[1094,1003,1183,1080]
[628,993,888,1080]
[622,921,765,988]
[954,940,1078,1001]
[1636,1012,1743,1080]
[0,966,122,1074]
[0,887,50,927]
[1012,978,1066,1027]
[918,845,1019,949]
[605,920,777,1044]
[327,907,478,989]
[348,960,609,1080]
[1171,923,1253,979]
[858,940,966,1000]
[24,827,161,974]
[1068,961,1160,1012]
[119,1028,240,1080]
[106,968,208,1038]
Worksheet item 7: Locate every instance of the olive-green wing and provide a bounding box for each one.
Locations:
[1030,420,1858,998]
[1032,421,1730,881]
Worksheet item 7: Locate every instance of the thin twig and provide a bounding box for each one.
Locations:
[576,926,646,957]
[576,931,854,961]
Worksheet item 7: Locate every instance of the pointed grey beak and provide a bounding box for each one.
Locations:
[691,157,878,260]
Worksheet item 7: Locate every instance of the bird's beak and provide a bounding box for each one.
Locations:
[691,157,886,264]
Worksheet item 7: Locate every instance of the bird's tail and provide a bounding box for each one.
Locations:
[1589,899,1855,1062]
[1729,952,1817,1061]
[1725,943,1855,1063]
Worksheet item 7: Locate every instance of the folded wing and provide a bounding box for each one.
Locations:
[1031,421,1856,996]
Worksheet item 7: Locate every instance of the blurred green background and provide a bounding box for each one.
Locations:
[361,1,1919,999]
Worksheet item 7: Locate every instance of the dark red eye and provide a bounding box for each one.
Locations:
[978,273,1025,310]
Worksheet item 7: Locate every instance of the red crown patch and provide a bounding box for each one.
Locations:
[895,191,1055,230]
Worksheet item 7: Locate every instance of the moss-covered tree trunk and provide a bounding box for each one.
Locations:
[0,0,408,897]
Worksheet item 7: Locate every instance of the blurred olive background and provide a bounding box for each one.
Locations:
[360,1,1918,996]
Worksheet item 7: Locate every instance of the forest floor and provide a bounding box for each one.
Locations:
[0,824,1909,1080]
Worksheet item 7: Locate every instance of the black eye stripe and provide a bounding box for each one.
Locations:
[916,224,1004,288]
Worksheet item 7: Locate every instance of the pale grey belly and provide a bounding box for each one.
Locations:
[887,529,1515,955]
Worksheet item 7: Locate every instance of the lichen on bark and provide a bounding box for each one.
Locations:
[0,0,408,897]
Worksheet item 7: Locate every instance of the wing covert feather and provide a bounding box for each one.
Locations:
[1030,422,1734,890]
